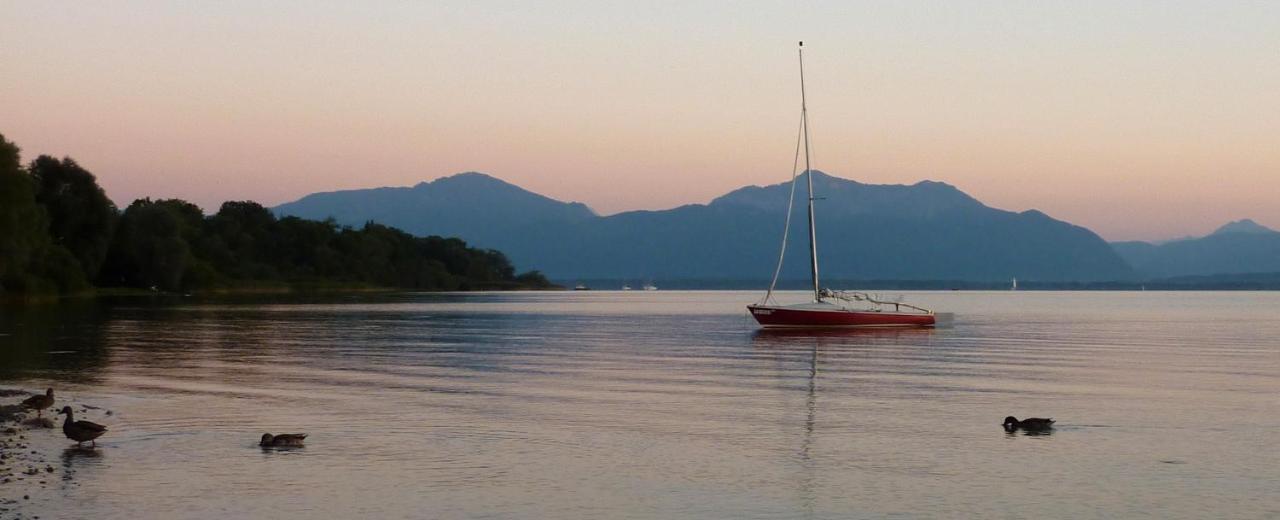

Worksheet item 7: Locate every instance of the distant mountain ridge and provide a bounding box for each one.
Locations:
[276,172,596,248]
[276,171,1135,282]
[710,177,985,219]
[1112,218,1280,279]
[1211,218,1274,236]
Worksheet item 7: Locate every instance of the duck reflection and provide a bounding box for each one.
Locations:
[59,445,104,490]
[1004,427,1055,437]
[62,446,104,459]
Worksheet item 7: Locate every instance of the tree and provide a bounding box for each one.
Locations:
[514,270,553,288]
[0,135,86,295]
[0,136,44,291]
[0,134,46,292]
[202,201,279,279]
[28,155,119,279]
[5,130,550,294]
[99,198,203,291]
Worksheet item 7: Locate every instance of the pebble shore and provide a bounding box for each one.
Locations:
[0,389,109,520]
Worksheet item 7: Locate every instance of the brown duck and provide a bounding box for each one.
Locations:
[1003,416,1055,432]
[58,406,108,448]
[21,388,55,418]
[260,433,307,447]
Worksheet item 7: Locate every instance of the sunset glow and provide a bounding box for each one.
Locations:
[3,1,1276,241]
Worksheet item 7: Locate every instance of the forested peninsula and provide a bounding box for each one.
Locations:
[0,133,554,300]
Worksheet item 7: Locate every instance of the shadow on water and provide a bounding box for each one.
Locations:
[0,300,113,383]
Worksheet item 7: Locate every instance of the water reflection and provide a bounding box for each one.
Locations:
[750,325,937,344]
[0,301,112,382]
[1004,428,1055,437]
[749,327,942,520]
[0,291,1276,519]
[61,446,104,461]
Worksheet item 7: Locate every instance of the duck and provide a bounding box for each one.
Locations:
[57,406,108,448]
[21,388,55,418]
[1003,416,1054,431]
[260,433,307,447]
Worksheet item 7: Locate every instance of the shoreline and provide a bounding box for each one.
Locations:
[0,390,107,520]
[0,282,567,306]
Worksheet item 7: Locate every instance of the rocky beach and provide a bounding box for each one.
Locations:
[0,389,110,520]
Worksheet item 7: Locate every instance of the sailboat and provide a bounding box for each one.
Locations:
[747,42,939,328]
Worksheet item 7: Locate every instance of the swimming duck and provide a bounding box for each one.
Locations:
[21,388,54,418]
[58,406,108,448]
[1003,416,1054,431]
[260,433,307,447]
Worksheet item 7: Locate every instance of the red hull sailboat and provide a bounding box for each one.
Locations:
[749,294,937,328]
[747,43,940,329]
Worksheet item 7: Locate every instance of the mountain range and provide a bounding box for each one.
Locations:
[1111,219,1280,279]
[275,171,1154,283]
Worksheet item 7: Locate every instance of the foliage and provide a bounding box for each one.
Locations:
[0,134,88,296]
[28,155,119,279]
[1,133,555,297]
[188,202,548,291]
[95,199,552,292]
[0,134,45,289]
[99,198,204,291]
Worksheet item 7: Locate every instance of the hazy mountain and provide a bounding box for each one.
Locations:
[1211,218,1274,236]
[1112,219,1280,278]
[276,171,1135,282]
[275,172,596,248]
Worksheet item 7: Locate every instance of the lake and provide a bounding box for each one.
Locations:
[1,291,1277,519]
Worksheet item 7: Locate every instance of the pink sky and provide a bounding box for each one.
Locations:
[2,2,1277,241]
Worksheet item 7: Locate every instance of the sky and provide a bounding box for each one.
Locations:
[2,1,1277,242]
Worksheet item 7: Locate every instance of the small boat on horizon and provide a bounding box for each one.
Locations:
[747,42,941,329]
[621,284,633,291]
[573,284,591,291]
[642,283,658,291]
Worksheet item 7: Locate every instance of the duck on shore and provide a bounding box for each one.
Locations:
[21,388,55,418]
[58,406,108,448]
[1003,416,1054,432]
[260,433,307,447]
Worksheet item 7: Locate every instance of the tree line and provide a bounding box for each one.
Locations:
[0,132,553,297]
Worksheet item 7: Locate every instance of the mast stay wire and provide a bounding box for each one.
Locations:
[762,112,806,304]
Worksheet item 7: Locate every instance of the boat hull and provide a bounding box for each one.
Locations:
[747,304,936,328]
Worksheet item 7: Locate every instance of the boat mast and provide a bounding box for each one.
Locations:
[799,42,820,300]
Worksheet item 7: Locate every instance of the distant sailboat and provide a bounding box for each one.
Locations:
[1011,277,1018,291]
[642,283,658,291]
[747,42,940,329]
[622,284,633,291]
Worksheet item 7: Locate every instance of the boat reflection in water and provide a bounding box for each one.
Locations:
[749,325,941,514]
[751,325,938,342]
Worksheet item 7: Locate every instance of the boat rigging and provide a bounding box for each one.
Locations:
[746,42,942,328]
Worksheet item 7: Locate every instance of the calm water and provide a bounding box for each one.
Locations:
[1,291,1277,519]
